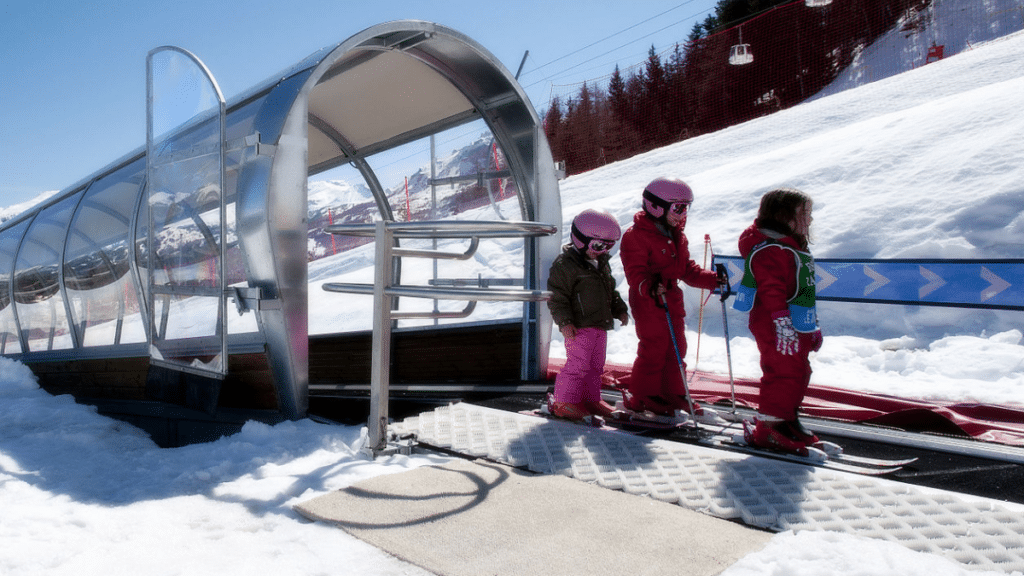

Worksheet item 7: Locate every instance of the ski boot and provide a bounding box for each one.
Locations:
[544,394,604,426]
[666,394,727,425]
[743,417,810,456]
[615,392,689,425]
[583,399,620,418]
[780,417,819,445]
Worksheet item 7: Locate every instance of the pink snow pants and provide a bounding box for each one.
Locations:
[554,327,607,404]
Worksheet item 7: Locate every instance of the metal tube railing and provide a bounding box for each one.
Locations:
[324,219,556,457]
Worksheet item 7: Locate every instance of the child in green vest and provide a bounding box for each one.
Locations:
[735,188,823,455]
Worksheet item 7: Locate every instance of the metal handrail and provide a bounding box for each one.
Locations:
[392,237,479,261]
[322,283,549,302]
[323,219,555,457]
[325,220,556,238]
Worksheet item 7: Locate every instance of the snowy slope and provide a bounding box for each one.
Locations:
[542,27,1024,404]
[815,0,1024,98]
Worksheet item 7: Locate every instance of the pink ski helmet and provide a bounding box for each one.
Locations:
[570,209,621,252]
[642,177,694,218]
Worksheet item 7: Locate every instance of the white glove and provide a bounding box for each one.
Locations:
[773,315,799,355]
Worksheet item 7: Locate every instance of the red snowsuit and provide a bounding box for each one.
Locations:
[620,211,718,405]
[737,223,822,420]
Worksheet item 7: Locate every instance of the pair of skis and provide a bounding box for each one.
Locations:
[530,403,916,476]
[694,420,917,475]
[528,403,696,435]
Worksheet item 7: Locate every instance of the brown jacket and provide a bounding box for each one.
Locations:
[547,245,628,330]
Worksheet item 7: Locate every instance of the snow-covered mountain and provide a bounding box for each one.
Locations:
[2,9,1024,575]
[305,134,508,259]
[0,189,57,224]
[308,179,373,213]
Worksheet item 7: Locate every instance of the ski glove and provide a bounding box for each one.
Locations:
[773,313,799,355]
[648,273,667,307]
[810,330,823,352]
[715,263,732,301]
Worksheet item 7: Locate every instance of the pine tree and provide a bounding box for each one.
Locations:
[641,46,670,148]
[604,66,634,161]
[665,43,689,141]
[543,97,564,164]
[687,21,705,43]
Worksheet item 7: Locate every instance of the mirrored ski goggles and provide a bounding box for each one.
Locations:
[668,202,690,215]
[587,239,616,253]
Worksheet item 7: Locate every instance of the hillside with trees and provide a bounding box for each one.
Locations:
[544,0,931,175]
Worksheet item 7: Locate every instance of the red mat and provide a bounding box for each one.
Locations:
[547,360,1024,447]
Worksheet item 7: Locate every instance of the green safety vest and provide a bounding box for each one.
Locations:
[732,239,818,332]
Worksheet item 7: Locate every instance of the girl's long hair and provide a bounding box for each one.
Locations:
[755,188,812,249]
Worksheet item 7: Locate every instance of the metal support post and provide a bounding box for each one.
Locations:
[367,221,393,455]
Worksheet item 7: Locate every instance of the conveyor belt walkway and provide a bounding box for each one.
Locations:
[394,402,1024,574]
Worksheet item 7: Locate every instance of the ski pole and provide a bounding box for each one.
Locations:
[660,293,698,424]
[708,235,738,416]
[694,234,711,367]
[715,261,738,416]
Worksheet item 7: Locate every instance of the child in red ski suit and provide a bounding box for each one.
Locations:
[546,209,629,420]
[735,188,823,454]
[619,178,725,418]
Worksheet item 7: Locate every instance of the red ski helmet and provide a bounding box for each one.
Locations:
[570,209,621,252]
[642,177,694,219]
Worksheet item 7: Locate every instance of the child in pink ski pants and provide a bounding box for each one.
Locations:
[546,209,629,419]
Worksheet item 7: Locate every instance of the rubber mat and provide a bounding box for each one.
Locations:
[394,402,1024,573]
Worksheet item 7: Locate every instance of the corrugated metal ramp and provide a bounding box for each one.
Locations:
[394,402,1024,574]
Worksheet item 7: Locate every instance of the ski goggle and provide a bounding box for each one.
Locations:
[588,239,615,254]
[668,202,690,215]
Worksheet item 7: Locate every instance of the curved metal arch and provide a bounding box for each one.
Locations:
[300,20,561,373]
[303,20,554,221]
[240,21,562,417]
[2,219,34,353]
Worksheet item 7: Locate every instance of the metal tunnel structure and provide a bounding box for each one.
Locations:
[0,21,562,444]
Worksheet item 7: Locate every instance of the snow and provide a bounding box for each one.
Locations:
[308,179,373,213]
[0,355,446,576]
[0,189,57,224]
[3,4,1024,575]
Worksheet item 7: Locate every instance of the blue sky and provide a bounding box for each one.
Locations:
[0,0,718,206]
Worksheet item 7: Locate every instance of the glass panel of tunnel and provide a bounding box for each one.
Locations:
[14,191,85,352]
[307,162,382,335]
[146,47,228,376]
[307,119,528,334]
[135,96,264,343]
[64,158,147,347]
[0,220,30,354]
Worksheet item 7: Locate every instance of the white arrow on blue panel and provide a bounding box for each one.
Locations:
[919,266,947,299]
[816,267,837,291]
[727,261,743,283]
[981,266,1010,301]
[863,265,890,296]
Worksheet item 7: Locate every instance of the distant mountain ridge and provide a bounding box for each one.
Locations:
[306,134,508,260]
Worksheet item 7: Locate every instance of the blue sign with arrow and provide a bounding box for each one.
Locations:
[714,256,1024,311]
